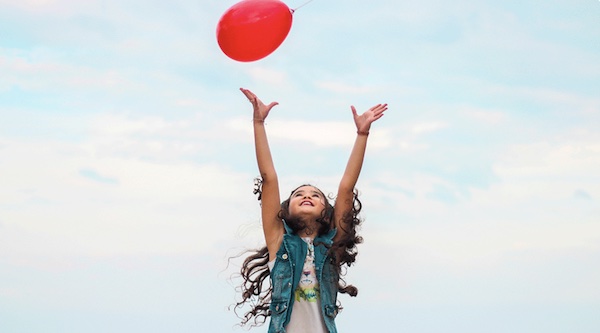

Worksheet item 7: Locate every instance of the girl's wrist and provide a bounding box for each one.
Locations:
[357,130,369,136]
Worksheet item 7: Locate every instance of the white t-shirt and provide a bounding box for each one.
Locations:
[269,237,328,333]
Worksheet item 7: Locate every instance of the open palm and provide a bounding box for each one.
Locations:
[240,88,278,121]
[352,103,388,134]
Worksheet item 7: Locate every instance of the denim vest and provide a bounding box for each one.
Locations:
[268,222,339,333]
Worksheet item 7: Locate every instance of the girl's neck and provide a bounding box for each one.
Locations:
[297,218,318,239]
[297,230,316,239]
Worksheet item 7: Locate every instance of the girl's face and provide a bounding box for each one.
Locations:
[288,186,327,219]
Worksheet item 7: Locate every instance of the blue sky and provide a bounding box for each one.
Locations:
[1,0,599,332]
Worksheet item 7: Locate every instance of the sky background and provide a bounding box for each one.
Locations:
[1,0,599,332]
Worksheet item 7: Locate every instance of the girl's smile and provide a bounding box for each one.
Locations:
[289,186,326,218]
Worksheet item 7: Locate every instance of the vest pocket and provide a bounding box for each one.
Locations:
[324,304,339,318]
[270,251,292,302]
[271,300,288,314]
[269,300,289,332]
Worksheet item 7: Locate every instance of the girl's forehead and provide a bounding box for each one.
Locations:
[292,185,321,194]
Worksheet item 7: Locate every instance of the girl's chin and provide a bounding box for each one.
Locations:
[290,210,320,218]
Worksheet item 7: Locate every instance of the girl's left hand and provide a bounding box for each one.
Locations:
[352,103,388,135]
[240,88,278,122]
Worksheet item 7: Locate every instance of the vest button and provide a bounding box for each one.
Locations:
[282,253,288,260]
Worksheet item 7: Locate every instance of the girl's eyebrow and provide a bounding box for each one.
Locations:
[292,189,321,196]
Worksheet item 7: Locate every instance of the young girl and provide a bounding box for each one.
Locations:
[235,88,387,333]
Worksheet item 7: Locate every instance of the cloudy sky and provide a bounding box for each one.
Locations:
[1,0,599,332]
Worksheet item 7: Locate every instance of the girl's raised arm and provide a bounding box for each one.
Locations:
[240,88,284,261]
[334,103,388,242]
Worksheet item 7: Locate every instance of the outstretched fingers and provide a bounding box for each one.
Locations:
[240,88,257,104]
[368,103,388,123]
[240,88,279,120]
[371,103,388,115]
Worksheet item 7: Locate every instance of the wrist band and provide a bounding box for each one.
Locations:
[357,130,369,136]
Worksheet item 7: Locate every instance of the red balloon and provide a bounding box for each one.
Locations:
[216,0,293,62]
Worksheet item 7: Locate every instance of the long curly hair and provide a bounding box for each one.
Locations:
[232,178,364,327]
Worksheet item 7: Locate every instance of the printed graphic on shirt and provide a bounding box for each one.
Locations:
[295,239,320,302]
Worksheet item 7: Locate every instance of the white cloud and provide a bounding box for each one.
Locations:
[410,121,448,134]
[0,129,256,258]
[0,0,90,16]
[459,106,508,125]
[346,131,600,305]
[246,66,290,87]
[0,51,143,93]
[90,113,186,136]
[360,133,600,253]
[315,81,375,95]
[496,136,600,182]
[486,85,600,114]
[227,117,393,150]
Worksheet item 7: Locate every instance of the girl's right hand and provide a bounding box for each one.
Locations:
[240,88,279,122]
